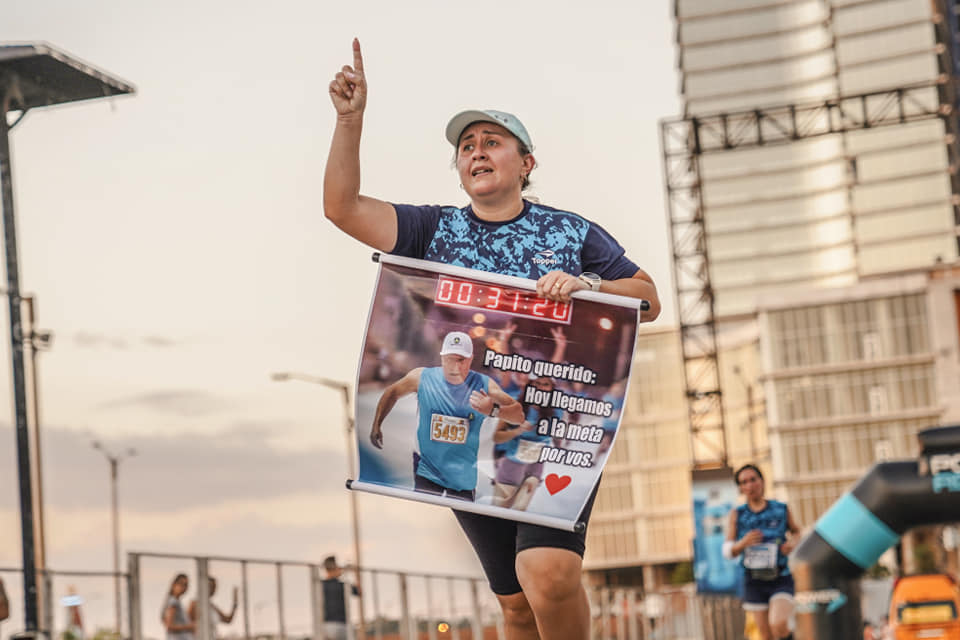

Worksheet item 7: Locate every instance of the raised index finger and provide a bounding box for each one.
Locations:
[352,38,364,72]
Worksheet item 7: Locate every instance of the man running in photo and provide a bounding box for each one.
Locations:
[370,331,524,500]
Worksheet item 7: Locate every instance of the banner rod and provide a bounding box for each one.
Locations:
[347,479,586,533]
[372,252,649,311]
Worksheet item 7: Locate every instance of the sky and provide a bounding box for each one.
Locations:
[0,0,680,634]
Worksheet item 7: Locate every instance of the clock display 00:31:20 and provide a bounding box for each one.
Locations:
[434,276,572,324]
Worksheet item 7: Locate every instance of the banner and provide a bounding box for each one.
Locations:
[691,467,742,594]
[349,254,646,531]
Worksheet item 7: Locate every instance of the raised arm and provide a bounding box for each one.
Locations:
[212,587,238,624]
[549,327,567,363]
[221,587,238,623]
[324,38,398,252]
[213,604,236,624]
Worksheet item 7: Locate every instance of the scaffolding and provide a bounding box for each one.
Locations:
[661,0,960,468]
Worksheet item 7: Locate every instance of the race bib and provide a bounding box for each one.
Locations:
[430,414,468,444]
[515,439,546,463]
[744,543,778,570]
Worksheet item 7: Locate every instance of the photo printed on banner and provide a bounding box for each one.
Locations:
[351,256,642,530]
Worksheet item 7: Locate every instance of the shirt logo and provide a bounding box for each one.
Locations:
[532,249,558,266]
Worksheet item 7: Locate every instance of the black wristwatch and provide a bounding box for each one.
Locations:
[490,402,500,418]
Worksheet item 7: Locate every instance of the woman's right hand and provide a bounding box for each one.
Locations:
[740,529,764,547]
[329,38,367,119]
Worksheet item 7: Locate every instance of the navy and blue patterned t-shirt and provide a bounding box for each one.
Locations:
[390,200,639,281]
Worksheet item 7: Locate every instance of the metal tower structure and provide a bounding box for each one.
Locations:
[661,79,960,468]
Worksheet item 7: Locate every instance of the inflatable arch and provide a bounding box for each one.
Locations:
[791,424,960,640]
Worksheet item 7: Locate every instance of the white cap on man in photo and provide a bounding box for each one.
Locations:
[440,331,473,358]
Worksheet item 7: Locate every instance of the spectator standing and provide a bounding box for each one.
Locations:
[188,576,237,640]
[163,573,195,640]
[321,556,361,640]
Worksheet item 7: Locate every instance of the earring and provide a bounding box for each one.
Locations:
[459,183,464,190]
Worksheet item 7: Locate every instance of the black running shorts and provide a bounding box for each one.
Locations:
[453,486,597,595]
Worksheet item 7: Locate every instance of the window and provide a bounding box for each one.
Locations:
[775,363,935,422]
[779,418,928,477]
[768,293,929,371]
[596,474,634,514]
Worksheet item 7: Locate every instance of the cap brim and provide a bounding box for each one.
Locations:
[445,110,504,147]
[440,350,473,358]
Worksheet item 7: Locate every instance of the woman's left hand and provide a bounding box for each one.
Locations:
[536,271,587,302]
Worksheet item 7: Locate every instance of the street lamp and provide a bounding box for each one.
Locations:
[24,295,52,633]
[270,371,366,637]
[0,288,54,630]
[2,43,135,632]
[91,440,137,636]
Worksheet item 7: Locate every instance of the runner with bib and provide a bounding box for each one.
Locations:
[370,331,524,501]
[725,464,802,640]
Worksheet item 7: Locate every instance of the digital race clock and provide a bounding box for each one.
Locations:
[434,276,572,324]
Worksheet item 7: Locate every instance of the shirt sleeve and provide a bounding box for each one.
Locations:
[581,222,640,280]
[391,203,444,258]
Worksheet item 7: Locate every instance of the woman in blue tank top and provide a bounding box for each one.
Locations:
[725,464,802,640]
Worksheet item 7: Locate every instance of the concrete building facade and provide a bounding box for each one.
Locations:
[585,0,960,587]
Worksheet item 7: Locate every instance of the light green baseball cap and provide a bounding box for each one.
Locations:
[445,109,534,151]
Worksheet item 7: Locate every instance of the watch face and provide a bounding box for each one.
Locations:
[580,272,601,291]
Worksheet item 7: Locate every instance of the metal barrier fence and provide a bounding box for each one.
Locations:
[588,586,741,640]
[127,552,738,640]
[0,566,129,640]
[127,552,504,640]
[2,556,744,640]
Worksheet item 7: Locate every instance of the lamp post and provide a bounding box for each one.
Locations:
[91,440,137,636]
[0,288,53,630]
[24,295,52,632]
[1,42,135,632]
[270,371,366,637]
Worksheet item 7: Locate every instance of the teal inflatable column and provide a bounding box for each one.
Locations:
[791,425,960,640]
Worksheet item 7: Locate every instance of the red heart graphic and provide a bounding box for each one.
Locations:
[545,473,572,495]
